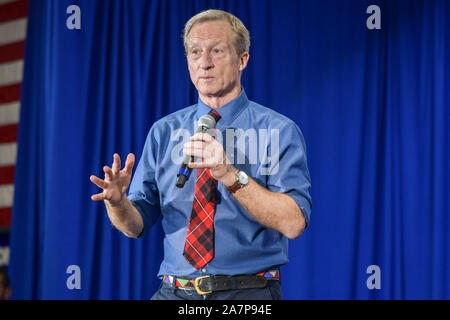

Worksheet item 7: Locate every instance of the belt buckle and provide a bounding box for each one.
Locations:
[194,275,212,295]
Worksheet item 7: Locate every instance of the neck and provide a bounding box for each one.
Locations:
[199,86,242,109]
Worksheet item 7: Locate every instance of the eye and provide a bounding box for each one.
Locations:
[213,48,222,53]
[190,48,201,56]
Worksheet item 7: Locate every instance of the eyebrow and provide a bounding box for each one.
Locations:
[188,39,225,49]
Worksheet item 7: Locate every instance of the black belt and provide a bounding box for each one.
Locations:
[162,271,279,295]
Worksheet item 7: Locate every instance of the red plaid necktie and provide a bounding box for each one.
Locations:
[183,110,221,269]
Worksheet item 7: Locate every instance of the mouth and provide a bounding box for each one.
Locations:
[199,76,214,81]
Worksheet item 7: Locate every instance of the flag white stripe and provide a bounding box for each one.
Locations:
[0,18,27,46]
[0,184,14,207]
[0,143,17,166]
[0,0,18,4]
[0,102,20,125]
[0,60,23,86]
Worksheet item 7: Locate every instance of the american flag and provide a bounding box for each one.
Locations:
[0,0,28,229]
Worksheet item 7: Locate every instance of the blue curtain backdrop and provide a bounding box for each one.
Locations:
[9,0,449,299]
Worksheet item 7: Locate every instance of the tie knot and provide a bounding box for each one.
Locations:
[208,110,221,123]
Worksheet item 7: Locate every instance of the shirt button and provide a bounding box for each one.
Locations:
[202,268,207,273]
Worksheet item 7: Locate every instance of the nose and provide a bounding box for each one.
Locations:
[199,51,214,70]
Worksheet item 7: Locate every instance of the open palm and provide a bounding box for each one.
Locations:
[90,153,135,206]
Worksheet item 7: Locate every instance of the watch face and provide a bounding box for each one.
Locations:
[237,171,249,185]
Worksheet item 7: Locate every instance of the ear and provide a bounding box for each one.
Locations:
[238,52,250,72]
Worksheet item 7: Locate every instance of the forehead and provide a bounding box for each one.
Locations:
[187,20,233,45]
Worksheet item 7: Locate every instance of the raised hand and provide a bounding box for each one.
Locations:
[90,153,135,206]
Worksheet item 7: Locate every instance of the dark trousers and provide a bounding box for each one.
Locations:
[151,280,283,300]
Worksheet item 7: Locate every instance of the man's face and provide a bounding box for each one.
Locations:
[186,20,248,100]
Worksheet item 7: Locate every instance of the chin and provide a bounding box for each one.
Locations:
[198,86,219,97]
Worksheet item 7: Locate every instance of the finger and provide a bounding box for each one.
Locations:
[124,153,135,174]
[90,175,108,189]
[183,147,208,159]
[112,153,121,175]
[188,161,215,168]
[190,132,214,142]
[91,192,105,201]
[103,165,114,180]
[183,141,207,150]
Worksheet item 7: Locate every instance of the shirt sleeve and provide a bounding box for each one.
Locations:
[264,121,312,227]
[127,124,161,236]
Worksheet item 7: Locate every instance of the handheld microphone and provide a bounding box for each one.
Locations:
[176,114,217,188]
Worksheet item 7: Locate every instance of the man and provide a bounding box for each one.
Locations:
[90,9,311,300]
[0,267,11,300]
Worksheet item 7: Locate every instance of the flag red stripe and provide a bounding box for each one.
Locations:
[0,0,29,23]
[0,41,25,63]
[0,83,21,104]
[0,165,15,185]
[0,123,18,143]
[0,207,12,227]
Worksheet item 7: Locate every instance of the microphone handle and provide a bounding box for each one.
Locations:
[175,125,209,188]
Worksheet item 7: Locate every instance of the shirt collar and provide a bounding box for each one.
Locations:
[196,88,249,127]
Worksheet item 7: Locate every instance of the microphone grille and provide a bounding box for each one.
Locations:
[198,114,216,129]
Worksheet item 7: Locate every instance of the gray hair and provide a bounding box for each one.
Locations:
[183,9,250,56]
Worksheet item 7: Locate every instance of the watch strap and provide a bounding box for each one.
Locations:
[226,181,242,193]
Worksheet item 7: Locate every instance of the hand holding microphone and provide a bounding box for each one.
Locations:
[178,111,235,188]
[176,114,217,188]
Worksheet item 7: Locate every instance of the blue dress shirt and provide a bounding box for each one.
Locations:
[128,89,312,279]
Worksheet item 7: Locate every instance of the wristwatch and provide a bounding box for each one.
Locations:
[226,170,249,193]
